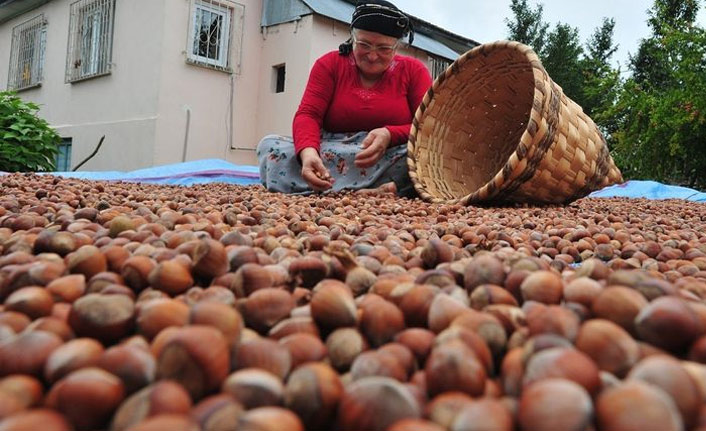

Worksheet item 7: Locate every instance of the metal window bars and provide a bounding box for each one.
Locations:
[8,15,47,91]
[430,56,451,81]
[187,0,244,73]
[65,0,115,82]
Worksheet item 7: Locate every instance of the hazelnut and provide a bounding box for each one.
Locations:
[425,339,486,397]
[463,255,506,292]
[111,380,192,431]
[236,406,304,431]
[147,260,194,296]
[635,296,703,353]
[591,286,648,336]
[4,286,54,319]
[136,298,189,340]
[520,270,563,304]
[152,325,230,400]
[68,293,135,344]
[360,297,406,347]
[310,281,357,332]
[121,255,157,292]
[46,274,86,303]
[221,368,283,409]
[596,380,683,431]
[350,350,407,382]
[230,263,274,297]
[121,414,199,431]
[0,374,43,410]
[65,245,107,280]
[232,338,291,380]
[389,419,446,431]
[523,347,601,396]
[518,378,592,431]
[0,330,63,377]
[284,362,343,430]
[240,288,295,334]
[424,392,475,429]
[427,294,469,334]
[279,332,327,369]
[627,355,702,428]
[98,342,156,394]
[575,318,639,377]
[326,327,369,372]
[0,409,73,431]
[268,316,320,340]
[46,367,125,431]
[191,393,244,431]
[44,337,104,383]
[451,398,514,431]
[394,328,435,365]
[337,376,420,431]
[189,301,243,346]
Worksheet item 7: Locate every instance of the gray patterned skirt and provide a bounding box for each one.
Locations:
[256,131,415,197]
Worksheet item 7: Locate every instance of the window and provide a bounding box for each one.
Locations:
[187,0,244,72]
[66,0,115,82]
[56,139,72,171]
[273,64,285,93]
[430,56,451,81]
[7,15,47,91]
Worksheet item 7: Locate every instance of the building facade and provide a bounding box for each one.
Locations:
[0,0,476,171]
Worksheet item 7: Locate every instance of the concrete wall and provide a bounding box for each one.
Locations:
[0,0,438,170]
[154,0,264,167]
[0,0,165,171]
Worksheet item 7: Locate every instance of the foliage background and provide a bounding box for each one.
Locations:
[0,91,60,172]
[506,0,705,189]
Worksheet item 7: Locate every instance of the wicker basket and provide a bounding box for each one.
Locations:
[407,41,623,205]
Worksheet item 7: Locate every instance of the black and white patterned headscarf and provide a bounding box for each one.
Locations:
[339,0,414,55]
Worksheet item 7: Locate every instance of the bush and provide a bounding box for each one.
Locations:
[0,91,60,172]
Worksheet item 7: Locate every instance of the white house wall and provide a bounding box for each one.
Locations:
[0,0,445,171]
[0,0,166,172]
[154,0,264,167]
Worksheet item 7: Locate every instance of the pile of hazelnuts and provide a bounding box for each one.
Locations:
[1,172,706,431]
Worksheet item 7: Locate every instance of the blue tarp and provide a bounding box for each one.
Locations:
[4,160,705,201]
[41,159,261,186]
[589,180,706,202]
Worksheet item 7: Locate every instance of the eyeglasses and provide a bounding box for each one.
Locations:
[352,39,398,56]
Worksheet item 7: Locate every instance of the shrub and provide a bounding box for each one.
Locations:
[0,91,60,172]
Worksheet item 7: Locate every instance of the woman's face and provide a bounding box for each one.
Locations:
[351,29,399,78]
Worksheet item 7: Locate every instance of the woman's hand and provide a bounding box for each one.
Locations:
[300,147,334,191]
[355,127,391,168]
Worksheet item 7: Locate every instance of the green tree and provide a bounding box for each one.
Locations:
[505,0,549,54]
[609,0,706,188]
[542,23,584,103]
[580,18,621,118]
[0,92,60,172]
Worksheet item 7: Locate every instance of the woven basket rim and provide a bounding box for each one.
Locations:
[408,40,549,205]
[407,39,623,205]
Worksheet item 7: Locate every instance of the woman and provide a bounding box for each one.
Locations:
[257,0,432,196]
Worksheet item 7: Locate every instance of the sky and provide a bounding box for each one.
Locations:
[393,0,706,71]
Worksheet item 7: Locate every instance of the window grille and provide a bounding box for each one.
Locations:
[430,56,451,81]
[7,15,47,91]
[65,0,115,83]
[187,0,244,73]
[55,138,73,171]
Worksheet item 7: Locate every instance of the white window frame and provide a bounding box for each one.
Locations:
[7,15,48,91]
[66,0,115,83]
[187,0,244,73]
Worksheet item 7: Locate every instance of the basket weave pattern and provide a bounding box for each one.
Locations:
[407,41,623,205]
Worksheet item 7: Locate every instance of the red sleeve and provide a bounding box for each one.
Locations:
[292,54,336,155]
[385,59,433,146]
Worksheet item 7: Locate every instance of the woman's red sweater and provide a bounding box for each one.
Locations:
[292,51,433,155]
